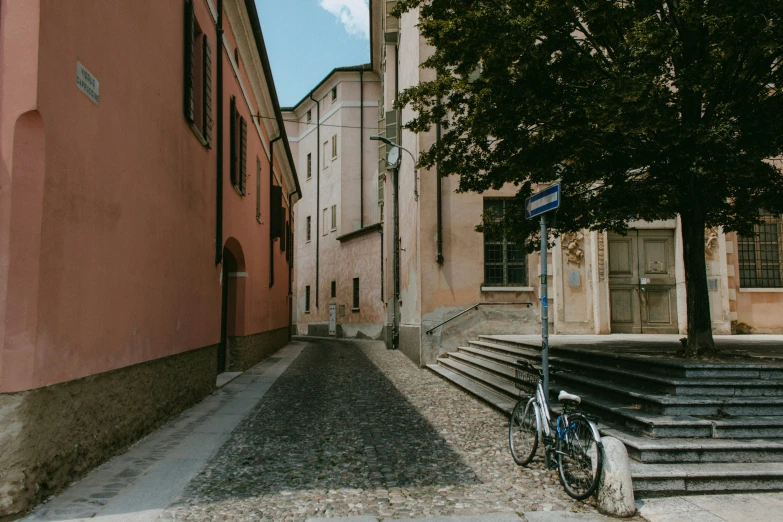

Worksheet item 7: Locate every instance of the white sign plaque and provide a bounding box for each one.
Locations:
[76,62,100,105]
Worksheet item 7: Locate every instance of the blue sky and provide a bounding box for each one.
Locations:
[257,0,370,108]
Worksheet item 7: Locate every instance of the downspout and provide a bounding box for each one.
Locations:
[270,134,282,288]
[288,188,296,341]
[360,69,364,228]
[215,0,224,265]
[436,121,444,265]
[309,93,320,308]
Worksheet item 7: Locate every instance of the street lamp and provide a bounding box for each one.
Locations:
[370,135,419,350]
[370,136,418,201]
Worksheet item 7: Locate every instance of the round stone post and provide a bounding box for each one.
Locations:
[597,436,636,517]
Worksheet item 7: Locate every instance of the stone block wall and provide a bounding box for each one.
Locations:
[227,326,289,372]
[0,344,217,518]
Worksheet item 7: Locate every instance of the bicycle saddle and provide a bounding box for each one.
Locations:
[558,390,581,404]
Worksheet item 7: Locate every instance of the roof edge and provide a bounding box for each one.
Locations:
[243,0,301,199]
[281,64,374,112]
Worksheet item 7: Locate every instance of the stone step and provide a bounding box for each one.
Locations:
[437,357,521,400]
[557,372,783,416]
[426,363,516,415]
[630,462,783,496]
[461,345,783,397]
[452,348,783,418]
[601,428,783,464]
[479,335,783,380]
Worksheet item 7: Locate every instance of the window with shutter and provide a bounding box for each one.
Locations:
[331,135,337,159]
[202,36,212,145]
[229,96,237,186]
[239,116,247,195]
[256,157,261,220]
[183,0,195,124]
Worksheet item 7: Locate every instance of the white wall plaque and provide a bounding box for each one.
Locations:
[76,61,100,105]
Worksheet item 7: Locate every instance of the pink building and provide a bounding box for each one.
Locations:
[283,67,385,339]
[0,0,299,516]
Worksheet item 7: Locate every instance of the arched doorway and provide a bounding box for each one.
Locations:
[219,238,245,373]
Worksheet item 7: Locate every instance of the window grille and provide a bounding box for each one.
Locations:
[353,278,360,309]
[305,286,311,313]
[483,199,527,286]
[738,212,783,288]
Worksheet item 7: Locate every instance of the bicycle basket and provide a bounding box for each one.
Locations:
[514,364,537,391]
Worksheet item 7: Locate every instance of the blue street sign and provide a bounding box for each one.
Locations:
[525,184,560,219]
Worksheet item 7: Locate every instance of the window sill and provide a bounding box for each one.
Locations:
[331,156,338,161]
[739,288,783,293]
[232,184,245,197]
[189,123,210,148]
[352,308,360,313]
[304,311,310,314]
[256,216,263,225]
[481,286,535,292]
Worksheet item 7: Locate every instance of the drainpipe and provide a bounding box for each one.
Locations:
[360,69,364,228]
[288,188,296,341]
[436,121,444,265]
[309,93,320,308]
[270,134,282,288]
[215,0,224,265]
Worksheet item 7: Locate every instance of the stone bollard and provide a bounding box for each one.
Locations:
[597,436,636,517]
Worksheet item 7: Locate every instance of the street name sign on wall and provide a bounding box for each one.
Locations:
[525,184,560,219]
[76,62,100,105]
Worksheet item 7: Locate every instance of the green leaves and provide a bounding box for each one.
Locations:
[395,0,783,245]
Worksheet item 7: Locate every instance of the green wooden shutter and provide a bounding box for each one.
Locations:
[183,0,195,123]
[229,96,237,186]
[203,35,213,145]
[239,116,247,194]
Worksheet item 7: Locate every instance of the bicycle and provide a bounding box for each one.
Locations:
[508,359,603,500]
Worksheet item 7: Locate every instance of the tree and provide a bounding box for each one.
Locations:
[394,0,783,357]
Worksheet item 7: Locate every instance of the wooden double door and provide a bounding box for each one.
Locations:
[608,230,678,333]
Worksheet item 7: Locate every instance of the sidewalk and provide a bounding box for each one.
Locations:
[22,343,305,521]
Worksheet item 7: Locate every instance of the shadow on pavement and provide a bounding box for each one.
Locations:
[179,339,480,500]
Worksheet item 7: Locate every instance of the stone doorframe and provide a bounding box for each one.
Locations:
[553,218,731,335]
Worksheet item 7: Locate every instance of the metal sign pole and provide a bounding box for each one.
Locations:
[540,214,550,412]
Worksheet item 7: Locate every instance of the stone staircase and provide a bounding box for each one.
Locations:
[426,335,783,497]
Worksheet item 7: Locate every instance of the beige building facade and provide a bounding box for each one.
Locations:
[284,67,386,339]
[371,0,783,366]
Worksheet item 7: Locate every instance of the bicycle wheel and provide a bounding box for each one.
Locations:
[509,398,538,466]
[557,413,603,500]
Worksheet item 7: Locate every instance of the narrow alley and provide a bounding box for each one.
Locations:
[23,340,598,522]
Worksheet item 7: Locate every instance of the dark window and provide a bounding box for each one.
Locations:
[331,281,336,298]
[483,199,527,286]
[307,153,312,179]
[331,86,337,102]
[352,278,360,309]
[305,286,311,313]
[255,156,261,220]
[281,219,287,252]
[306,216,311,242]
[738,212,783,288]
[229,96,246,194]
[306,110,312,122]
[183,0,212,145]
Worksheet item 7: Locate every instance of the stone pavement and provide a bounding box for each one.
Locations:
[637,493,783,522]
[22,338,640,521]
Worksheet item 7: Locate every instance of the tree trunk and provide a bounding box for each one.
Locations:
[680,207,719,358]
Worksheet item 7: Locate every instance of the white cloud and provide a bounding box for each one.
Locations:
[318,0,369,40]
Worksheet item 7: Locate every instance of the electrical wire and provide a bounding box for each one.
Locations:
[252,113,383,131]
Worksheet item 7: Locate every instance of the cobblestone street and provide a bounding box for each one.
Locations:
[160,339,597,521]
